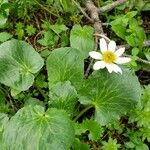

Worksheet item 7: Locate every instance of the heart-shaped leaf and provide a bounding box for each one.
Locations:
[0,40,44,92]
[70,25,94,58]
[2,105,75,150]
[78,68,141,125]
[47,47,84,89]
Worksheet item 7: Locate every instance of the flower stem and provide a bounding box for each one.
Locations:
[73,105,93,121]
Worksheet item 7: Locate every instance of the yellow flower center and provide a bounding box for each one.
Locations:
[102,51,116,64]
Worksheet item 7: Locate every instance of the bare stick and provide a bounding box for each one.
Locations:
[117,40,150,49]
[86,0,104,34]
[125,54,150,65]
[137,58,150,65]
[94,33,111,42]
[72,0,94,23]
[85,0,104,78]
[99,0,128,12]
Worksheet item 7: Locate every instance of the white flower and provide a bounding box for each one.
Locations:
[89,38,131,74]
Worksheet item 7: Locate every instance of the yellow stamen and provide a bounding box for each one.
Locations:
[102,51,116,64]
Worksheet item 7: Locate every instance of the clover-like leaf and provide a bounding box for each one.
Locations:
[70,24,94,58]
[78,68,141,125]
[49,81,78,116]
[2,105,75,150]
[0,40,44,92]
[47,47,84,89]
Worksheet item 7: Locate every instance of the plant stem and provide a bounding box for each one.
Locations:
[73,105,93,121]
[33,0,59,17]
[35,85,48,102]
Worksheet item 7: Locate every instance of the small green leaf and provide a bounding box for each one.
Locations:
[125,11,137,18]
[60,0,73,12]
[72,138,90,150]
[125,142,135,148]
[2,105,75,150]
[26,25,36,36]
[102,138,120,150]
[110,16,129,40]
[49,24,68,34]
[38,31,59,47]
[132,47,139,56]
[49,81,78,116]
[145,52,150,61]
[47,47,84,89]
[125,33,138,47]
[143,3,150,11]
[75,119,102,141]
[0,40,44,92]
[0,32,12,42]
[78,68,141,125]
[70,24,94,58]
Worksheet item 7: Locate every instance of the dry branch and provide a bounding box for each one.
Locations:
[118,40,150,49]
[72,0,94,23]
[85,0,105,78]
[99,0,128,12]
[86,0,104,34]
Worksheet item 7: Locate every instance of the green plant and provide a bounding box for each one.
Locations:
[0,0,149,149]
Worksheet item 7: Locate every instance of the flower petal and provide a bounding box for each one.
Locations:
[93,61,106,70]
[108,40,116,52]
[105,64,113,73]
[89,51,102,60]
[115,57,131,64]
[111,64,122,74]
[99,38,107,53]
[115,48,125,57]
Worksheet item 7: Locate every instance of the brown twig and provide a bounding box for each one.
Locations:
[117,40,150,49]
[85,0,104,78]
[72,0,94,23]
[137,58,150,65]
[7,93,17,112]
[33,31,43,50]
[86,0,104,34]
[125,54,150,65]
[99,0,128,12]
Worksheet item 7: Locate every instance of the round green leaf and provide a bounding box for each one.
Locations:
[78,68,141,125]
[46,47,84,89]
[49,81,78,116]
[2,105,75,150]
[0,40,44,91]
